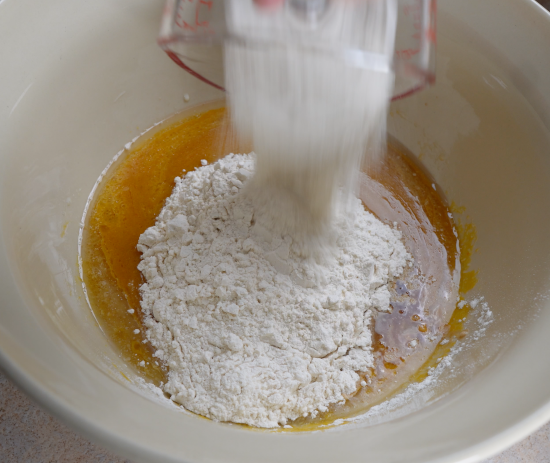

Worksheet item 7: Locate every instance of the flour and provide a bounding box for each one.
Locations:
[224,0,396,241]
[136,0,402,429]
[137,153,410,428]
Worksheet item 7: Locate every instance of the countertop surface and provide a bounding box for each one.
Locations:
[1,2,549,462]
[1,370,550,463]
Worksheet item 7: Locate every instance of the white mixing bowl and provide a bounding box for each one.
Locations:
[1,0,550,462]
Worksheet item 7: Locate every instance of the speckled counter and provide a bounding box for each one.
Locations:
[0,371,549,462]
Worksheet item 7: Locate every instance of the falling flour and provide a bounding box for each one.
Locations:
[137,153,411,428]
[224,0,396,238]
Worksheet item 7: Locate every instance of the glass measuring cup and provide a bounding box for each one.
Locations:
[158,0,436,101]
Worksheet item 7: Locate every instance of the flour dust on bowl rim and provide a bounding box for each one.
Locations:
[1,0,550,462]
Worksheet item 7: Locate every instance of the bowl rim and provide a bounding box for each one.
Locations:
[1,0,550,462]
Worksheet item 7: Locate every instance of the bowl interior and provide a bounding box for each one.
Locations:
[1,0,550,462]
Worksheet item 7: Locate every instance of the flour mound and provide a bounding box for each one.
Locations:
[137,153,410,428]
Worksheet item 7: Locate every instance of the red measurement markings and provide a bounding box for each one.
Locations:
[395,48,420,59]
[402,0,437,46]
[403,0,423,36]
[175,0,213,32]
[427,0,437,45]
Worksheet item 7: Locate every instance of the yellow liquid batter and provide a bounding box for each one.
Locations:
[81,101,476,428]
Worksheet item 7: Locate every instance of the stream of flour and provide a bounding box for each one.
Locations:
[224,0,397,249]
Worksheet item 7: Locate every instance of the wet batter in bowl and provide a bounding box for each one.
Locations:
[136,151,411,428]
[80,102,473,429]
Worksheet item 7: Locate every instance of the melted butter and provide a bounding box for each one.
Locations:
[288,137,465,429]
[81,101,476,429]
[81,102,246,385]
